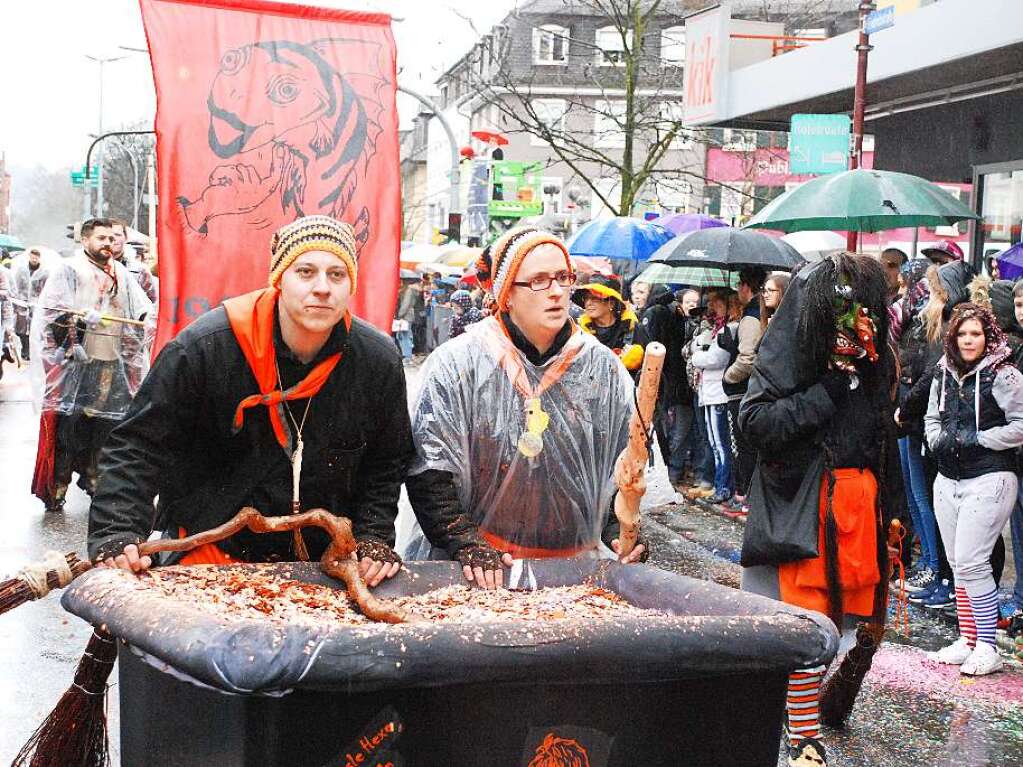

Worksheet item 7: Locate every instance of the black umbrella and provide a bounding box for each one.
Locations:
[649,227,801,271]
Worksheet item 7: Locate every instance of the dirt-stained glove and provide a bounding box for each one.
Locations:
[355,539,403,566]
[454,542,507,571]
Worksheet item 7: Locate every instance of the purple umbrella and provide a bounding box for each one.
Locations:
[996,243,1023,281]
[650,213,729,236]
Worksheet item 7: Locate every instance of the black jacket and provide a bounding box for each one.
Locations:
[899,260,975,437]
[640,286,688,406]
[739,259,904,567]
[928,357,1019,480]
[88,306,415,562]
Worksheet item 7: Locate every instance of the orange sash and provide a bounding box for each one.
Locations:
[224,288,349,449]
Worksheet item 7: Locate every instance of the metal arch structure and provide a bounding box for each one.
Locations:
[397,84,462,216]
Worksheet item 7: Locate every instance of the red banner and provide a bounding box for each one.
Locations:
[140,0,400,351]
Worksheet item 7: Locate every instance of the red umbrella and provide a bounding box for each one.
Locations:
[471,130,508,146]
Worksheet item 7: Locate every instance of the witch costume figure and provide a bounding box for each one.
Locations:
[30,220,152,511]
[738,253,904,767]
[399,227,645,582]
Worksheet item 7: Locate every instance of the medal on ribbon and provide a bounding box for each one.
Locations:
[517,397,550,457]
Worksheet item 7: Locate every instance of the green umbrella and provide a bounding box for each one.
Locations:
[0,233,25,251]
[744,169,980,234]
[638,262,739,289]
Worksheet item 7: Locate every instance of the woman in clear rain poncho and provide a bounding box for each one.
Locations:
[30,218,152,511]
[398,227,647,588]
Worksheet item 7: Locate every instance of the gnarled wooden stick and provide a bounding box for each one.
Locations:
[138,507,407,623]
[1,508,406,624]
[614,342,666,557]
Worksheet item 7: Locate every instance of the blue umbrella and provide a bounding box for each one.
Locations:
[567,216,674,263]
[997,243,1023,281]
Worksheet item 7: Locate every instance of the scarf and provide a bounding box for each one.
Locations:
[225,288,348,449]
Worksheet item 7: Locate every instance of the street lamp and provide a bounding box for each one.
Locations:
[84,54,127,218]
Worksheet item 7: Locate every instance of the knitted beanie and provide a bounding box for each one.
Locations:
[487,226,572,310]
[268,216,359,292]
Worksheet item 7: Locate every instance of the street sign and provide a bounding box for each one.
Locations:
[70,165,99,188]
[789,114,851,175]
[864,5,896,35]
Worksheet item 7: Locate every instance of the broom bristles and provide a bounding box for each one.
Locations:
[13,628,117,767]
[0,553,91,617]
[819,624,882,729]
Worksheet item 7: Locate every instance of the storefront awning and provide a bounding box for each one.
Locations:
[718,0,1023,129]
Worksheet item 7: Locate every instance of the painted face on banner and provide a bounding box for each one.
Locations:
[140,0,400,352]
[179,38,386,248]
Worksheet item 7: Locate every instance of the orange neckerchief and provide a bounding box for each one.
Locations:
[224,288,349,449]
[486,315,584,399]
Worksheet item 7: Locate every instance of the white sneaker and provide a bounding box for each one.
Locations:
[928,637,973,665]
[960,643,1003,676]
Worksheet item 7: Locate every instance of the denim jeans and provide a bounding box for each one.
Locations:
[1013,487,1023,608]
[691,394,715,485]
[898,435,940,571]
[703,403,733,498]
[395,329,413,360]
[656,403,693,482]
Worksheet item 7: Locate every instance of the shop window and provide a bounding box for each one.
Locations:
[979,168,1023,260]
[722,129,758,152]
[596,26,632,66]
[705,185,722,217]
[661,26,685,66]
[753,185,784,214]
[533,25,569,65]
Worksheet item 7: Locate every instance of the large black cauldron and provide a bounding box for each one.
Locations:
[62,558,837,766]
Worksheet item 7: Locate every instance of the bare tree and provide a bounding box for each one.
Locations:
[100,125,155,229]
[455,0,855,217]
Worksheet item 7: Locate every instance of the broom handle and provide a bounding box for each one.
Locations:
[615,342,666,557]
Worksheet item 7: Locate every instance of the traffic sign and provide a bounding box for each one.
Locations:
[864,5,895,35]
[789,114,850,175]
[70,165,99,187]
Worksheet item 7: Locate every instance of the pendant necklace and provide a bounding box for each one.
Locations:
[276,361,314,561]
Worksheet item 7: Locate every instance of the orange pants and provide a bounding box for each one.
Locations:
[778,468,880,618]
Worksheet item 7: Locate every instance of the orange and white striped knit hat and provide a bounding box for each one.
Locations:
[487,227,573,310]
[268,216,359,293]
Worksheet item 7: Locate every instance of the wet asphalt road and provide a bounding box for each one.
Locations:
[2,360,1023,766]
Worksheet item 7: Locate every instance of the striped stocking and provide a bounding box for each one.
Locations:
[968,587,1000,647]
[787,665,825,742]
[955,586,976,648]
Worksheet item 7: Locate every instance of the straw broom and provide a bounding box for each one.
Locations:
[819,520,907,728]
[9,507,404,767]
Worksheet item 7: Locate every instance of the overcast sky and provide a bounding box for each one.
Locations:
[0,0,515,171]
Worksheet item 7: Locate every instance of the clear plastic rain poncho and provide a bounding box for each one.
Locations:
[30,251,153,419]
[398,316,635,560]
[10,248,60,336]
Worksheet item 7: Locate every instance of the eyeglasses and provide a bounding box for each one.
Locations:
[511,270,577,291]
[761,287,780,295]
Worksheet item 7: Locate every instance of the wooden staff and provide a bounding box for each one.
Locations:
[13,297,148,327]
[614,342,666,557]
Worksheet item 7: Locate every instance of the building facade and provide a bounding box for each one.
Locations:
[0,153,11,234]
[424,0,708,242]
